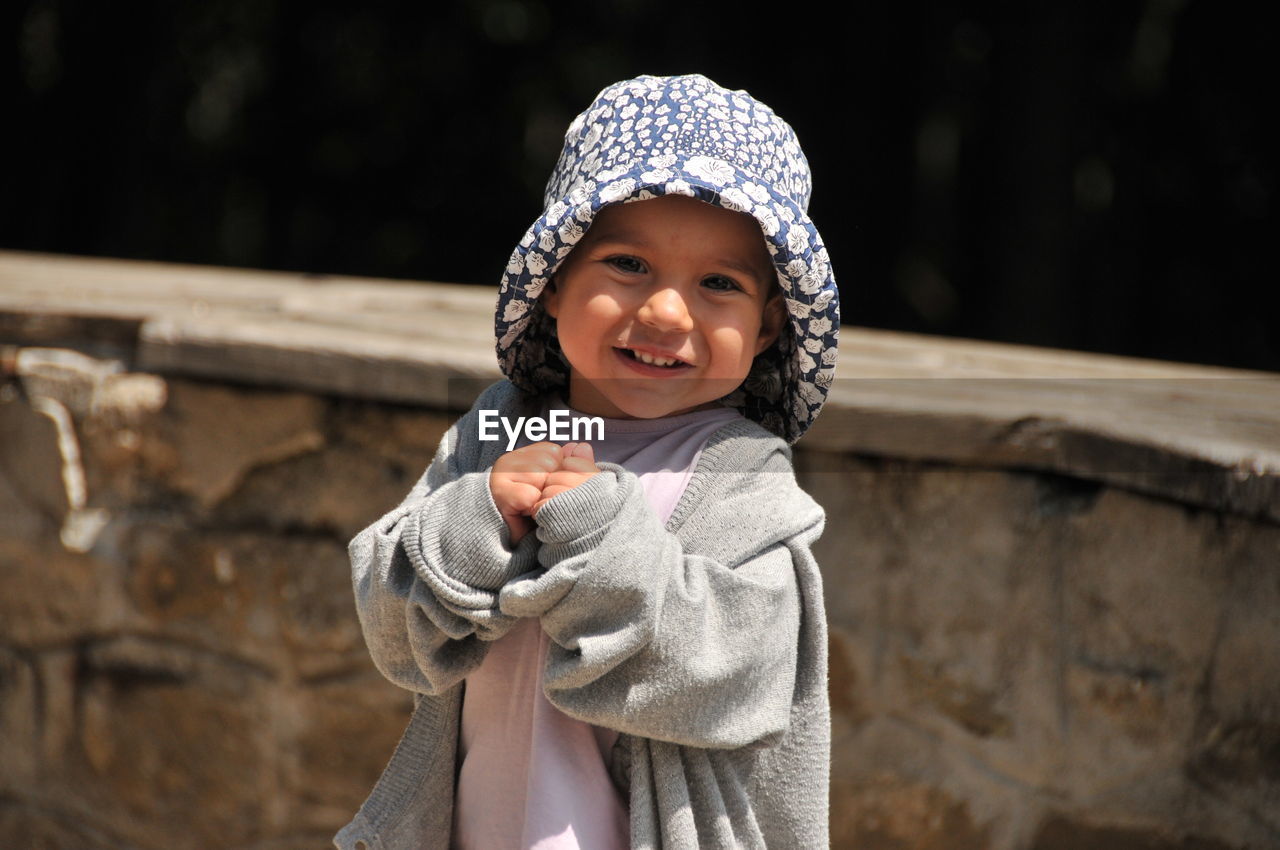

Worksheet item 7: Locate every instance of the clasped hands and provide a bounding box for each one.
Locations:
[489,442,600,544]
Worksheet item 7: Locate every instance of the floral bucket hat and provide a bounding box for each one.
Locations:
[495,73,839,443]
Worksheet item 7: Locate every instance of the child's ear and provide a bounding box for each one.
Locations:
[754,290,786,355]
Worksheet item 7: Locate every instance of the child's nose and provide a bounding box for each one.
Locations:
[638,287,694,333]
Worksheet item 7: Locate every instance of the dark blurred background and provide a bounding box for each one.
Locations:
[3,0,1275,370]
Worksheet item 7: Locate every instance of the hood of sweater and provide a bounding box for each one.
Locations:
[494,74,839,444]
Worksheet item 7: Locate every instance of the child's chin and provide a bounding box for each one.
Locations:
[607,394,719,420]
[572,377,737,419]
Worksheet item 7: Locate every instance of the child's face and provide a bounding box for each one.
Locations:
[542,194,785,420]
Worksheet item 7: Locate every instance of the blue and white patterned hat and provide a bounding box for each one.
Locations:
[495,74,839,443]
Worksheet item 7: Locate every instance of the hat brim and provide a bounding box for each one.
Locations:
[495,155,839,443]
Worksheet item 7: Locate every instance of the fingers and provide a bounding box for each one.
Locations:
[493,441,600,520]
[491,478,545,517]
[531,484,576,514]
[494,441,595,475]
[564,442,595,462]
[558,455,598,474]
[491,443,563,520]
[544,468,594,489]
[531,466,599,516]
[501,441,564,472]
[548,441,595,473]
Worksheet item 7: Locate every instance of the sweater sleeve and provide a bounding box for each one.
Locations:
[349,384,540,696]
[496,445,825,750]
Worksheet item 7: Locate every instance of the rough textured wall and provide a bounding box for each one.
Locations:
[800,453,1279,849]
[1,358,446,848]
[2,352,1277,848]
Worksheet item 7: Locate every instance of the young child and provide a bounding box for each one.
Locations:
[336,74,840,850]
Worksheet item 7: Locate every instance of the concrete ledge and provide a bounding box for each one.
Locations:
[2,249,1277,522]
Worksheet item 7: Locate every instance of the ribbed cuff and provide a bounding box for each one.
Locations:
[533,463,630,547]
[407,472,536,593]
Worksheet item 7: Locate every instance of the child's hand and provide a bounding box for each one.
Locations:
[490,442,565,544]
[533,442,600,515]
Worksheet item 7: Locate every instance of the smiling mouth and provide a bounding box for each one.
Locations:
[616,347,690,369]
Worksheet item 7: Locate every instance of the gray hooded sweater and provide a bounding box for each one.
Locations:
[335,380,830,849]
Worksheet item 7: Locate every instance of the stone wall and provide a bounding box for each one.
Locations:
[1,331,1277,846]
[802,453,1279,848]
[1,356,444,848]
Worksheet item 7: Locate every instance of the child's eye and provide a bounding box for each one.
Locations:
[606,255,646,274]
[701,275,743,293]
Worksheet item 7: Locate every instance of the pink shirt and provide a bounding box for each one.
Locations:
[451,401,743,850]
